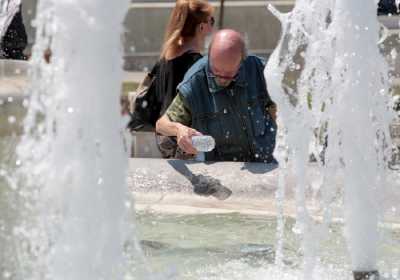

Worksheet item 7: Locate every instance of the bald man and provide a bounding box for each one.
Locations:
[156,29,277,163]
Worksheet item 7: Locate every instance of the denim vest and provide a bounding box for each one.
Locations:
[178,55,277,163]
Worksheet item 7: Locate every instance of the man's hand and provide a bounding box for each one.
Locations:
[155,115,202,154]
[176,124,202,155]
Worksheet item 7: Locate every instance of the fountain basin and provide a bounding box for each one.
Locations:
[128,158,400,225]
[126,159,400,279]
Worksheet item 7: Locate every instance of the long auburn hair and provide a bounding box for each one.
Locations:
[160,0,213,59]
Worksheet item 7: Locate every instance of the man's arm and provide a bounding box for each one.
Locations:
[156,93,201,154]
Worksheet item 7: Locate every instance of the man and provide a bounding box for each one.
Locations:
[156,29,277,163]
[0,1,27,60]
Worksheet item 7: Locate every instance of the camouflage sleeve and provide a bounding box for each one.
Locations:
[166,92,192,126]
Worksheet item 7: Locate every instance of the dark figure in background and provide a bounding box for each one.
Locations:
[378,0,399,15]
[1,4,27,60]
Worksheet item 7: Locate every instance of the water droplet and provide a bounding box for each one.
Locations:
[391,48,397,60]
[67,107,74,113]
[22,99,29,108]
[2,271,11,279]
[8,116,16,124]
[88,17,95,25]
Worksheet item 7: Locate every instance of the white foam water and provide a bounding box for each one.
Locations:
[266,0,395,277]
[12,0,137,279]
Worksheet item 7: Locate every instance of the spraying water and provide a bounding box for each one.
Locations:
[266,0,394,278]
[13,0,135,279]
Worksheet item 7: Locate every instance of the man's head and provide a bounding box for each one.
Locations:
[209,29,246,87]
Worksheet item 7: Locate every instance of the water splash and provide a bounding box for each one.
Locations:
[13,0,135,279]
[266,0,394,277]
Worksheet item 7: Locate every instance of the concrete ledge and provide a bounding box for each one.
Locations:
[128,158,306,216]
[128,158,400,225]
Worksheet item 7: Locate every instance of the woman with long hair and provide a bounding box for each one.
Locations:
[161,0,214,59]
[130,0,214,158]
[158,0,214,115]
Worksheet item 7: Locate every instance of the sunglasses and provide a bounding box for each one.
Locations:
[209,62,242,82]
[210,71,238,82]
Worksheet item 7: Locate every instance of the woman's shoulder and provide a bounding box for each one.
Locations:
[175,51,202,70]
[171,50,202,63]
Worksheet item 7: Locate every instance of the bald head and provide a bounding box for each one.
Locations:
[209,29,246,87]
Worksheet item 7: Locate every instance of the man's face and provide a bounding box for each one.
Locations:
[210,54,242,88]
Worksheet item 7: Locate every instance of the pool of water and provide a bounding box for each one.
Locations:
[1,167,400,280]
[134,211,400,279]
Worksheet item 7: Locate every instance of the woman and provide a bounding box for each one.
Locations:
[131,0,214,158]
[157,0,214,115]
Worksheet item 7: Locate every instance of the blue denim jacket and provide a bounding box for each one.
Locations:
[178,55,277,163]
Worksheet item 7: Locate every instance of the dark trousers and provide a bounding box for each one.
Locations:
[1,8,28,60]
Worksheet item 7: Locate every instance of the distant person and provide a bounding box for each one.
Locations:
[378,0,399,15]
[129,0,215,159]
[156,29,277,163]
[0,1,27,60]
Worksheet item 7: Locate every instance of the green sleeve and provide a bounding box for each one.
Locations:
[166,92,192,126]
